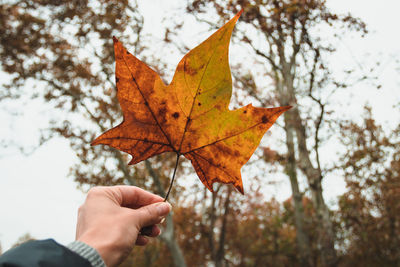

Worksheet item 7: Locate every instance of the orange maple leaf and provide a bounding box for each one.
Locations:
[92,11,290,194]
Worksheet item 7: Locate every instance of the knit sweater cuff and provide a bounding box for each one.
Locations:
[67,241,107,267]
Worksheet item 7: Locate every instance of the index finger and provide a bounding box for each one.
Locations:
[112,186,164,209]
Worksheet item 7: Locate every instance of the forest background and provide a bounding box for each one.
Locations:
[0,0,399,266]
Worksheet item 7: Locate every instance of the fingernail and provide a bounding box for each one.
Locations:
[156,202,171,216]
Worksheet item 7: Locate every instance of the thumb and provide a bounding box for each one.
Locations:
[135,202,171,227]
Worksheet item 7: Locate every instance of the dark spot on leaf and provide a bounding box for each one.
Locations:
[184,64,198,76]
[126,51,130,55]
[262,115,268,123]
[177,64,184,72]
[145,102,149,106]
[215,142,232,156]
[198,102,201,106]
[158,107,167,115]
[172,112,179,118]
[116,77,119,83]
[243,110,247,114]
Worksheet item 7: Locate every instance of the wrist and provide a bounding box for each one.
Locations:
[77,230,127,267]
[67,240,106,267]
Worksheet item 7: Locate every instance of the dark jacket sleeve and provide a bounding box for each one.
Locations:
[0,239,92,267]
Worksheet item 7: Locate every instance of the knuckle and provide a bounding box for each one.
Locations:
[141,205,159,223]
[143,206,154,217]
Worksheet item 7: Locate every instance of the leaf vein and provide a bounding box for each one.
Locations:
[120,54,174,150]
[191,151,236,181]
[96,136,169,146]
[178,27,230,152]
[185,121,263,153]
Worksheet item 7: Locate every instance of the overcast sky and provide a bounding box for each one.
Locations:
[1,0,399,251]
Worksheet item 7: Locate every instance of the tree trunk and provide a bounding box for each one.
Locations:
[215,188,232,267]
[160,213,187,267]
[209,191,217,262]
[310,180,337,266]
[290,107,337,267]
[275,55,338,265]
[283,111,313,266]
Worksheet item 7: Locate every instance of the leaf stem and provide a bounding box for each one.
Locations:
[164,153,181,202]
[140,154,180,236]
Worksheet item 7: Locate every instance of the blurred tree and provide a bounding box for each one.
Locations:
[225,190,298,266]
[175,183,307,266]
[179,1,367,265]
[5,1,396,267]
[337,106,400,266]
[0,1,185,266]
[120,239,173,267]
[11,233,35,248]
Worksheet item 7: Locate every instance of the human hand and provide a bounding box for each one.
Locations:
[75,186,171,267]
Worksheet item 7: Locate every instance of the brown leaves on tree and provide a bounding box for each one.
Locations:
[92,11,290,194]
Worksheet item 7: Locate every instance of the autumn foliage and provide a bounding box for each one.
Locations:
[92,11,290,194]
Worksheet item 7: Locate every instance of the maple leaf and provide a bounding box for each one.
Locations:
[92,10,291,194]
